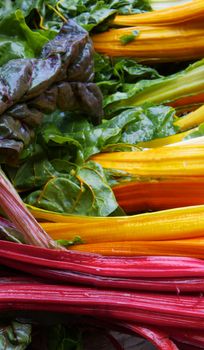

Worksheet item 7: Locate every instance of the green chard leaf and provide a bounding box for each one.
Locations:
[114,105,177,144]
[0,321,31,350]
[108,0,152,14]
[94,53,162,96]
[71,3,116,32]
[12,103,177,181]
[104,59,204,116]
[94,53,113,82]
[40,104,177,159]
[112,58,161,83]
[25,161,118,216]
[0,0,152,40]
[13,0,61,32]
[51,0,151,32]
[0,0,13,17]
[0,10,50,65]
[12,157,59,190]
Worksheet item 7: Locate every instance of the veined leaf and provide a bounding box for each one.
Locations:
[37,104,177,160]
[25,161,118,216]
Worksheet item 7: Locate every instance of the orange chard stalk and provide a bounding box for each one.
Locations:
[113,178,204,213]
[70,237,204,258]
[113,0,204,26]
[170,92,204,111]
[93,23,204,61]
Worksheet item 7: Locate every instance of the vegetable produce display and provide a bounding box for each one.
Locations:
[1,0,204,349]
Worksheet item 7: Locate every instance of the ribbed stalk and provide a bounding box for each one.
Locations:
[93,23,204,61]
[0,280,204,329]
[113,178,204,212]
[113,0,201,26]
[91,145,204,177]
[118,322,179,350]
[0,169,60,249]
[71,237,204,259]
[2,241,204,279]
[39,204,204,243]
[170,92,204,110]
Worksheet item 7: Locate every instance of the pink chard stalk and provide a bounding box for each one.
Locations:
[0,168,62,249]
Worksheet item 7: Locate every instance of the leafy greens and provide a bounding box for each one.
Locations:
[38,104,177,161]
[11,0,152,33]
[0,0,181,219]
[104,59,204,116]
[94,53,162,97]
[0,18,103,165]
[5,104,177,216]
[0,10,52,66]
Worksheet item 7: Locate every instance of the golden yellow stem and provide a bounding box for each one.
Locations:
[37,204,204,243]
[91,145,204,177]
[174,104,204,131]
[138,128,196,148]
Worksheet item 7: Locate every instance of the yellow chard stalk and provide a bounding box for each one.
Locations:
[91,144,204,177]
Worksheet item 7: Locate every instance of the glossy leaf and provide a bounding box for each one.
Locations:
[104,59,204,116]
[0,19,102,164]
[25,161,118,216]
[0,321,31,350]
[108,0,151,14]
[57,0,151,32]
[0,10,49,66]
[12,157,58,190]
[94,53,161,96]
[38,104,177,160]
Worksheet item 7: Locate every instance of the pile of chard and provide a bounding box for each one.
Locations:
[1,169,204,350]
[0,19,103,165]
[1,2,204,350]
